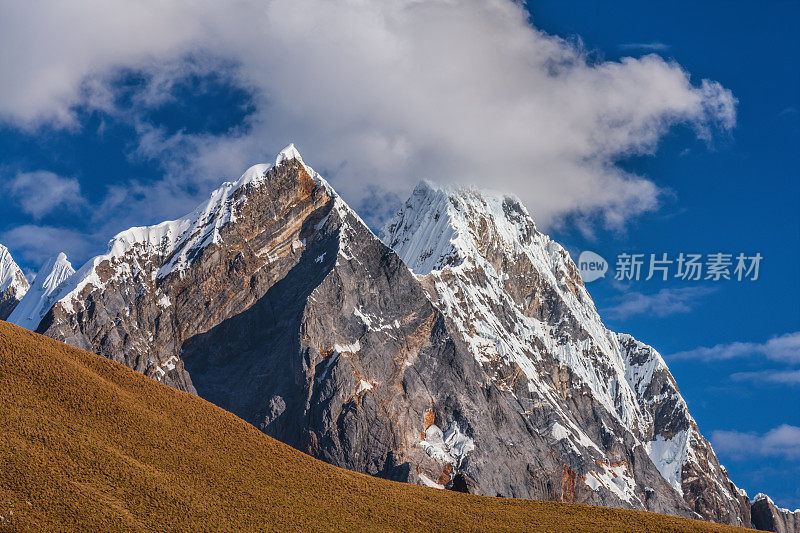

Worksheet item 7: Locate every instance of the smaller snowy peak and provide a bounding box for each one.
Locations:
[753,493,800,514]
[617,333,672,397]
[754,493,774,504]
[8,252,75,330]
[380,180,540,276]
[753,493,800,513]
[0,244,30,299]
[234,163,272,189]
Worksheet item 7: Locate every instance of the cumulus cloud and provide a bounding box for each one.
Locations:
[0,0,736,233]
[712,425,800,461]
[669,332,800,364]
[6,171,85,219]
[602,286,716,319]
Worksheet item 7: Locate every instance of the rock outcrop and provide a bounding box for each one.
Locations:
[752,494,800,533]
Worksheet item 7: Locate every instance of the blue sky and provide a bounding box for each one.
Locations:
[0,0,797,508]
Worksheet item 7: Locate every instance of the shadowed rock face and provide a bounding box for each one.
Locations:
[0,286,22,321]
[752,496,800,533]
[29,148,751,526]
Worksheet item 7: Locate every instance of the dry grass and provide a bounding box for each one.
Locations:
[0,321,748,532]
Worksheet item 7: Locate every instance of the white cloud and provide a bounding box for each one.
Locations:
[6,171,85,219]
[669,332,800,364]
[712,425,800,461]
[0,0,736,231]
[602,286,716,319]
[618,42,671,52]
[731,369,800,386]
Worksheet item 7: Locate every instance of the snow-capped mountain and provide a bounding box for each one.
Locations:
[8,252,75,331]
[7,146,784,527]
[379,181,750,524]
[0,244,29,320]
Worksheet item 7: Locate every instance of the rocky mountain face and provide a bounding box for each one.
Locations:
[6,145,785,528]
[37,145,324,393]
[0,244,29,320]
[752,494,800,533]
[380,182,750,525]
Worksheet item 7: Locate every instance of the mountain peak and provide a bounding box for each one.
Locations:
[379,181,749,523]
[380,180,540,276]
[233,144,306,191]
[52,252,70,269]
[275,143,303,166]
[41,145,337,322]
[0,243,30,320]
[0,244,29,298]
[8,252,74,331]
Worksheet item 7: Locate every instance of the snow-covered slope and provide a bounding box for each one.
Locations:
[380,181,749,524]
[0,244,29,298]
[0,244,30,320]
[382,182,644,430]
[8,253,74,330]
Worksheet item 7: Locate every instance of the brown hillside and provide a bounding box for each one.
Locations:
[0,321,748,532]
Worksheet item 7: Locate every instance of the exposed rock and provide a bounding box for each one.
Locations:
[380,181,751,525]
[752,494,800,533]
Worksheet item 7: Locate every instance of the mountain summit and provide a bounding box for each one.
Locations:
[0,244,29,320]
[8,252,74,330]
[4,146,780,528]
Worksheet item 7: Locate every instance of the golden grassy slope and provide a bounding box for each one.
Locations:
[0,321,747,532]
